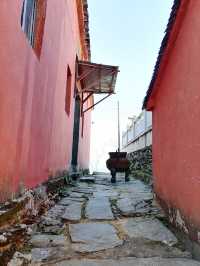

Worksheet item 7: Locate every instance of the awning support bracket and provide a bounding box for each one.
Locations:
[82,92,93,104]
[83,93,112,113]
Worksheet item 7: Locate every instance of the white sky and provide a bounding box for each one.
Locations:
[88,0,173,172]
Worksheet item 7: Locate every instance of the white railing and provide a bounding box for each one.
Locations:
[122,110,152,152]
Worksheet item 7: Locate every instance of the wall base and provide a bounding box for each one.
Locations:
[156,195,200,261]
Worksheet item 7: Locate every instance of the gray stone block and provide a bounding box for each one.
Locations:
[69,222,123,252]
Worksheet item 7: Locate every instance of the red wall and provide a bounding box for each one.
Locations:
[0,1,91,201]
[152,1,200,228]
[78,110,91,170]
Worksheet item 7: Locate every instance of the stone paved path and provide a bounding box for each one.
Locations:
[8,174,200,265]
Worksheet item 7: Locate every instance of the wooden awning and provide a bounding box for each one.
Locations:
[77,60,119,113]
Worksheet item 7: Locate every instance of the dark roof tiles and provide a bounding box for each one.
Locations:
[83,0,91,59]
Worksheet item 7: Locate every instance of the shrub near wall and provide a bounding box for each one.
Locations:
[127,146,152,184]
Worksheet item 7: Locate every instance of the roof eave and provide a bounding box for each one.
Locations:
[142,0,187,110]
[77,0,91,61]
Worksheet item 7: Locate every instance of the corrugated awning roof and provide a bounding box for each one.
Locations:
[77,60,119,114]
[77,60,119,94]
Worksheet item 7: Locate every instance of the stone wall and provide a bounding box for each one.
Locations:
[127,146,152,183]
[0,173,68,264]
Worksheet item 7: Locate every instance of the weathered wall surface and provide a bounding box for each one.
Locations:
[152,0,200,245]
[127,146,152,183]
[0,1,91,201]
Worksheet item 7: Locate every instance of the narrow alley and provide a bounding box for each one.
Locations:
[8,174,200,265]
[2,1,200,265]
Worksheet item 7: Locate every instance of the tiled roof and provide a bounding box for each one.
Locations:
[77,0,91,60]
[83,0,91,59]
[142,0,181,109]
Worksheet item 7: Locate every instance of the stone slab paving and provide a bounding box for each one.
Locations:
[79,176,95,183]
[69,222,123,252]
[61,202,83,222]
[38,215,65,235]
[58,197,85,205]
[40,224,64,235]
[71,188,93,195]
[31,247,70,263]
[46,204,66,219]
[116,197,151,216]
[9,174,200,265]
[30,234,66,248]
[85,197,114,220]
[55,258,200,266]
[40,215,62,226]
[93,188,119,198]
[68,192,88,199]
[121,217,177,246]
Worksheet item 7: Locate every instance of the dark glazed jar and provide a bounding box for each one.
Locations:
[106,152,130,172]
